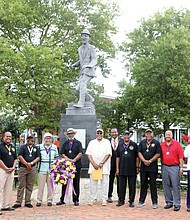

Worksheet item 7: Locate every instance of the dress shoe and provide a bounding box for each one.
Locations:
[12,204,21,209]
[73,104,84,108]
[36,203,41,207]
[1,207,15,211]
[0,210,2,215]
[47,202,52,206]
[129,202,135,207]
[56,201,65,206]
[164,204,173,209]
[187,208,190,212]
[137,202,145,208]
[174,206,180,211]
[74,201,79,206]
[88,201,94,206]
[152,203,158,209]
[102,201,107,206]
[107,197,113,203]
[25,204,33,208]
[116,201,124,207]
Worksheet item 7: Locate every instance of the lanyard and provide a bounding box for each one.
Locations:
[123,142,130,152]
[68,141,73,153]
[5,145,11,152]
[5,145,12,155]
[45,144,51,155]
[146,142,151,152]
[69,141,73,150]
[166,143,172,155]
[27,146,33,157]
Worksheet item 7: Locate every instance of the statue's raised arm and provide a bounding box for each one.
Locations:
[73,29,97,108]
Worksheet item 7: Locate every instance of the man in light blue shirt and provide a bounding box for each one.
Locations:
[36,132,59,207]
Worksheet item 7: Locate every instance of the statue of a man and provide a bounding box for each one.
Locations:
[73,29,97,108]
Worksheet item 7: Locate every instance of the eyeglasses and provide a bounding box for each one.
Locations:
[97,132,103,134]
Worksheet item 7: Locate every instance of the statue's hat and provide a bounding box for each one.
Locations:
[81,29,90,36]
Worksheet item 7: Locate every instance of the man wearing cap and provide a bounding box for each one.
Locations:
[0,132,17,215]
[73,28,97,108]
[12,134,40,209]
[86,128,112,206]
[107,128,123,203]
[56,128,83,206]
[36,132,59,207]
[137,128,161,209]
[161,130,184,211]
[116,130,139,207]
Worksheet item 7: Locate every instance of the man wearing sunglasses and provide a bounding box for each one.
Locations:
[86,128,112,206]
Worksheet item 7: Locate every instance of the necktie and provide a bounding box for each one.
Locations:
[114,139,117,151]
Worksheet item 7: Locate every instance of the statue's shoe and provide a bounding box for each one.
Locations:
[73,104,84,108]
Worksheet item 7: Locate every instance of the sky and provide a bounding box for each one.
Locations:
[93,0,190,97]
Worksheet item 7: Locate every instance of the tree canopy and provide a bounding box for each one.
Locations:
[120,7,190,132]
[0,0,119,140]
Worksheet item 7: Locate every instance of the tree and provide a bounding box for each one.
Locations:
[0,0,119,141]
[121,8,190,132]
[88,82,116,133]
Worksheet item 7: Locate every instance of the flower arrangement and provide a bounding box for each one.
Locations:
[50,158,76,185]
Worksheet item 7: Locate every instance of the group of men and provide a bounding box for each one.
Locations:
[0,128,189,216]
[106,128,185,211]
[0,131,59,215]
[84,128,186,212]
[57,127,187,212]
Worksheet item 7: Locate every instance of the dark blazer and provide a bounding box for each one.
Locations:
[108,137,123,169]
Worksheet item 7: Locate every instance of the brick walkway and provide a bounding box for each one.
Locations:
[1,179,190,220]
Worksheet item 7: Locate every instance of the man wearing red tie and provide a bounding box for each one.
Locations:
[107,128,123,203]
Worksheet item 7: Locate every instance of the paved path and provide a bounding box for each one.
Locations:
[1,179,190,220]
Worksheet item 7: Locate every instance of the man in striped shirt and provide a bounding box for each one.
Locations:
[36,132,59,207]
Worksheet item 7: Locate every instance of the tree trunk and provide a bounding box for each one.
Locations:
[163,121,170,134]
[36,128,43,144]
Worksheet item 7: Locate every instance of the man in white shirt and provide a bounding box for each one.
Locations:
[86,128,112,206]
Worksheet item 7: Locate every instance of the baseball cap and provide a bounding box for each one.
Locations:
[27,134,34,139]
[123,130,130,135]
[145,128,153,133]
[96,128,103,133]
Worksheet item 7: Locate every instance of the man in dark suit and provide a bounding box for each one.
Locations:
[56,128,83,206]
[107,128,123,203]
[73,29,97,108]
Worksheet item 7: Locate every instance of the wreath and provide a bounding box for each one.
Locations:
[50,158,76,185]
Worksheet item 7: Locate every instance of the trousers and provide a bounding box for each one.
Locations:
[76,74,93,105]
[0,168,14,209]
[119,175,136,203]
[60,168,81,203]
[139,171,158,204]
[16,166,36,205]
[108,167,119,198]
[187,170,190,208]
[37,173,53,203]
[162,165,181,206]
[89,174,109,202]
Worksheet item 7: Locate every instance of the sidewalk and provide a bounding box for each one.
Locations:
[2,178,190,220]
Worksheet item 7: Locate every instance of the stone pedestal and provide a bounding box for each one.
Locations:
[60,103,98,178]
[66,102,96,115]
